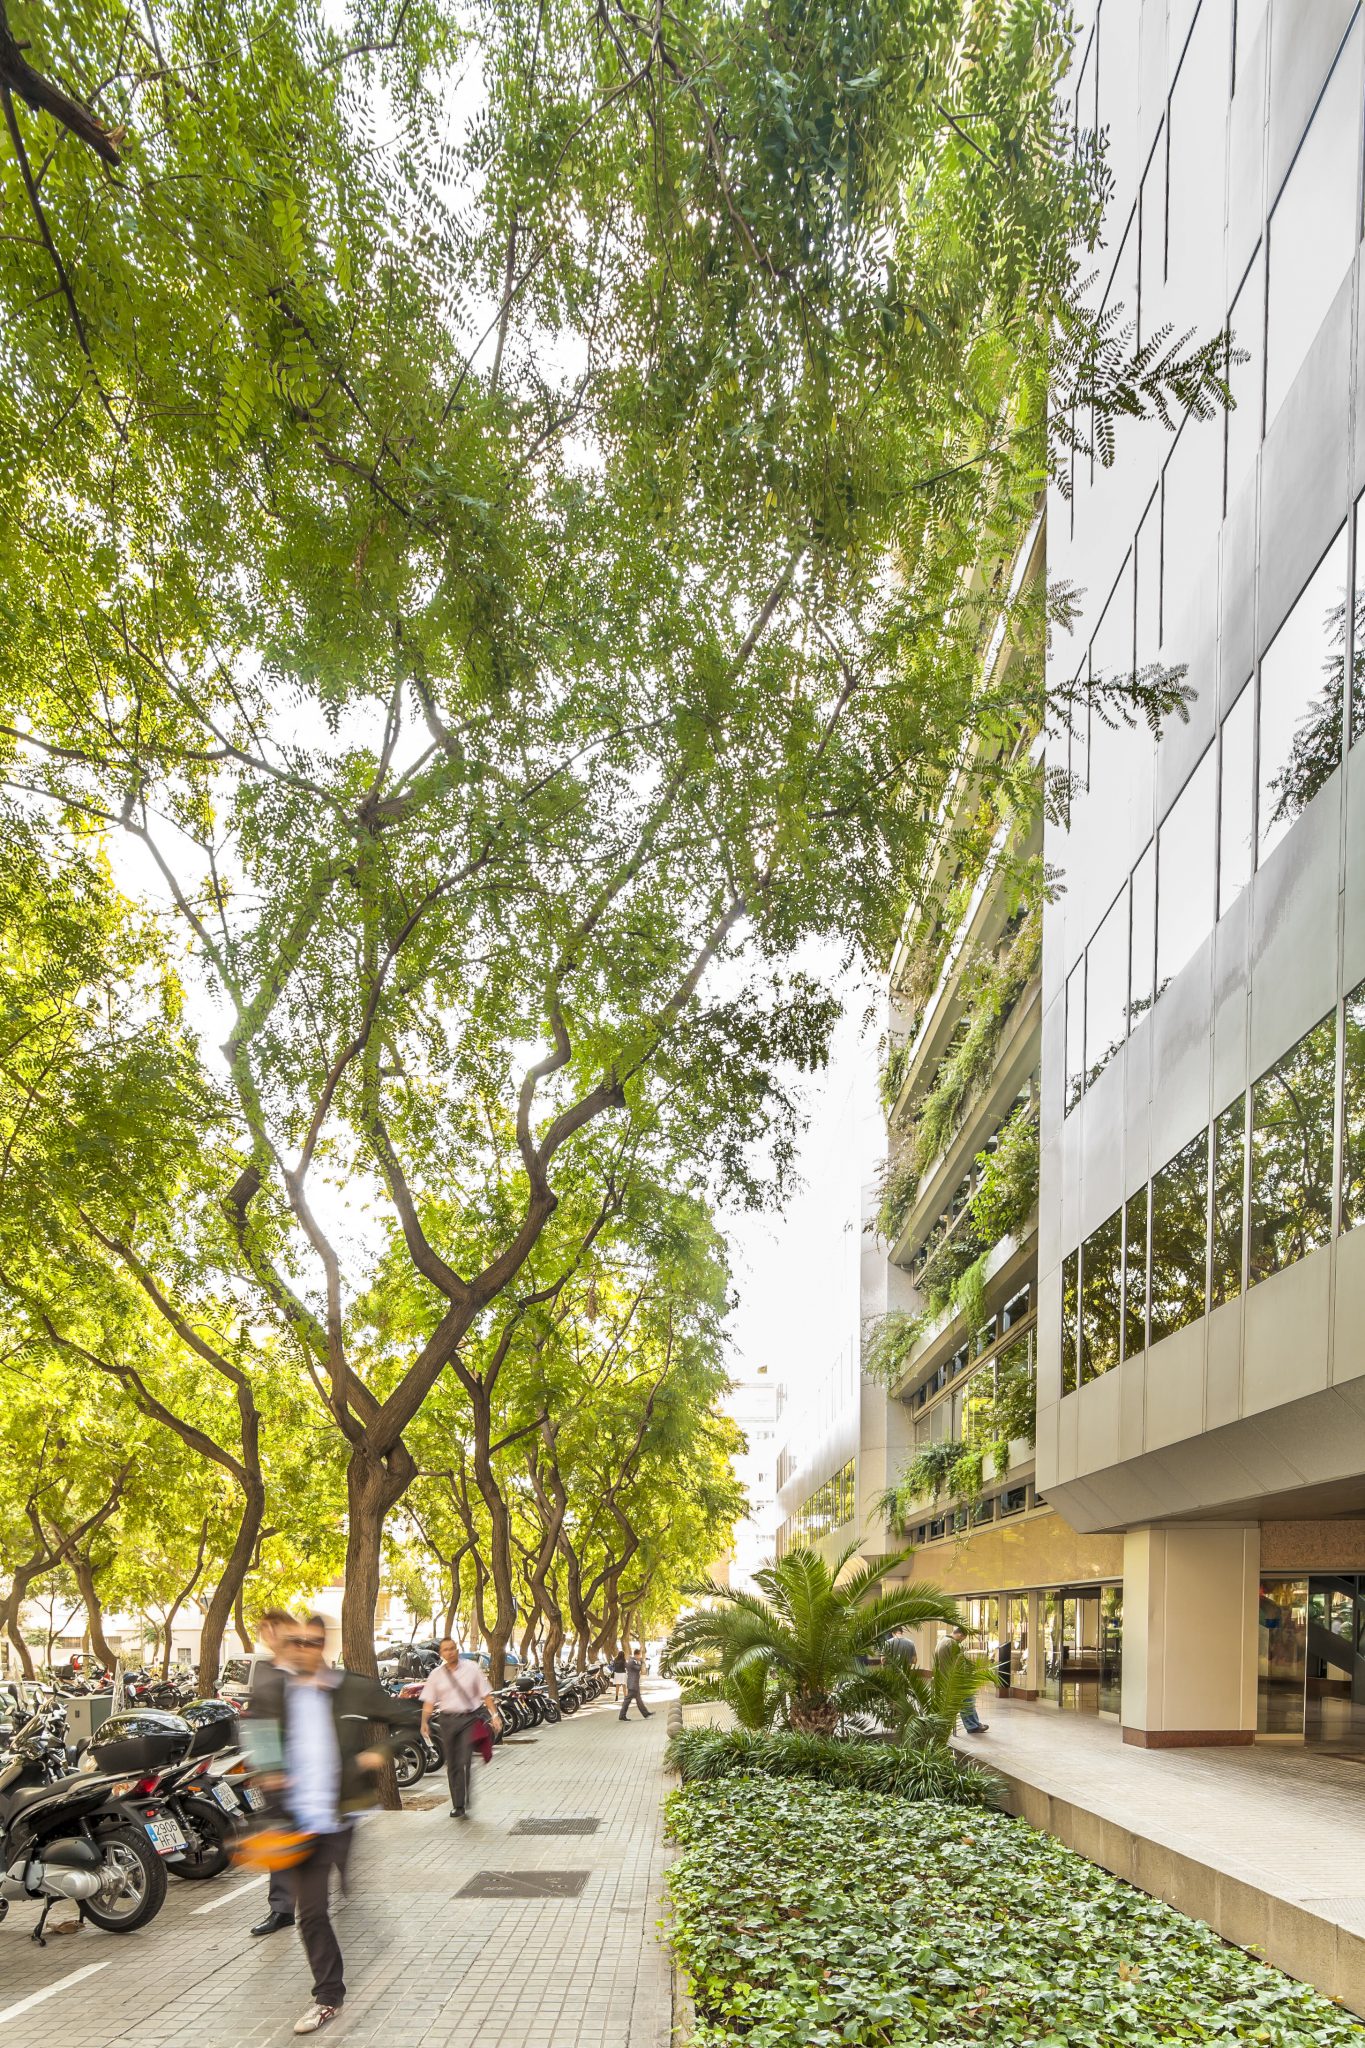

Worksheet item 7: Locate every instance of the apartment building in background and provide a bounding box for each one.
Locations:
[776,0,1365,1754]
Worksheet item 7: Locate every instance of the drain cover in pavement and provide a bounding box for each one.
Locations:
[511,1816,601,1835]
[457,1869,588,1898]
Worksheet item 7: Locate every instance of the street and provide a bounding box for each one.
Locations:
[0,1684,674,2048]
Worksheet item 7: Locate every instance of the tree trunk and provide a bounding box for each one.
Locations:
[71,1553,118,1670]
[161,1520,210,1679]
[468,1382,517,1686]
[340,1439,415,1811]
[234,1586,253,1655]
[197,1477,266,1694]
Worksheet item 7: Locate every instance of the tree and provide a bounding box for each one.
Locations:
[1,0,1227,1672]
[666,1543,962,1734]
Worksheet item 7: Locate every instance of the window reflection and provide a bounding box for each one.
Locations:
[1225,251,1264,509]
[1061,1250,1080,1395]
[1218,682,1254,917]
[1065,960,1085,1116]
[1084,887,1128,1088]
[1353,489,1365,750]
[1211,1094,1246,1307]
[1122,1186,1148,1359]
[1249,1013,1336,1284]
[1080,1208,1122,1383]
[1265,23,1361,426]
[1157,747,1215,996]
[1341,978,1365,1233]
[1129,840,1155,1026]
[1149,1131,1209,1345]
[1258,526,1348,863]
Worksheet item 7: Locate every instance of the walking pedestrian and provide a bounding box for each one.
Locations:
[610,1647,627,1702]
[247,1606,299,1938]
[936,1624,989,1734]
[278,1614,420,2035]
[618,1646,651,1721]
[419,1636,500,1819]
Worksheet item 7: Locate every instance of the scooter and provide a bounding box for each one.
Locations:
[0,1713,168,1942]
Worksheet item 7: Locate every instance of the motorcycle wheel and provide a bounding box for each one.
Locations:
[541,1698,561,1724]
[559,1694,580,1714]
[393,1737,426,1789]
[167,1802,232,1880]
[82,1826,167,1933]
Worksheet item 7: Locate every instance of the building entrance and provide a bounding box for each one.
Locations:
[1041,1584,1122,1717]
[1258,1576,1365,1750]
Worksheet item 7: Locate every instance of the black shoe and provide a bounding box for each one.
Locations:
[450,1808,466,1818]
[251,1911,295,1936]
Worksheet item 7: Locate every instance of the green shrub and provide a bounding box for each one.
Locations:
[665,1724,998,1806]
[667,1778,1365,2047]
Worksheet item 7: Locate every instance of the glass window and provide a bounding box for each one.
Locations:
[1345,978,1365,1233]
[1353,488,1365,749]
[1161,417,1223,648]
[1225,252,1265,507]
[1157,747,1215,996]
[1129,839,1156,1026]
[1265,23,1362,425]
[1235,0,1268,88]
[1218,680,1255,916]
[1065,960,1085,1115]
[1085,886,1129,1087]
[1149,1131,1209,1345]
[1080,1208,1122,1383]
[1122,1184,1148,1358]
[1258,525,1349,863]
[1137,126,1165,354]
[1135,493,1160,673]
[1061,1249,1080,1395]
[1249,1013,1337,1283]
[1211,1094,1246,1307]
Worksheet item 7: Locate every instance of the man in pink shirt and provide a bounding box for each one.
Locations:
[419,1638,500,1818]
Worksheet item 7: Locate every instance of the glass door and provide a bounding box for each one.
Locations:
[1305,1574,1365,1752]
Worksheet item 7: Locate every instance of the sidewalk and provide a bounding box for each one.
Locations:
[0,1682,677,2048]
[959,1697,1365,2014]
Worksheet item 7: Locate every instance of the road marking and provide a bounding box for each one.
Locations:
[191,1872,268,1915]
[0,1960,111,2027]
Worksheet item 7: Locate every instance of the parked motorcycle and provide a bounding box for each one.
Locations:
[0,1711,167,1942]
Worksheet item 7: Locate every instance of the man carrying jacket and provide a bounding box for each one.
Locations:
[279,1614,419,2037]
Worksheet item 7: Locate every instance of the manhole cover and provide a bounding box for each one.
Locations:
[501,1737,538,1745]
[457,1870,588,1899]
[511,1817,601,1836]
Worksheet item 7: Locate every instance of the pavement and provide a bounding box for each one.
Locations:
[0,1680,677,2048]
[958,1695,1365,2013]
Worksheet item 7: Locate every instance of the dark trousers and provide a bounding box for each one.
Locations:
[434,1710,477,1812]
[292,1828,350,2009]
[267,1863,294,1921]
[619,1688,650,1720]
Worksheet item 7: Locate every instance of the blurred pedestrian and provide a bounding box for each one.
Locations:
[248,1607,298,1938]
[618,1648,650,1721]
[419,1636,500,1819]
[279,1614,418,2035]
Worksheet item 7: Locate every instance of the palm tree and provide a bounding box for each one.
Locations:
[666,1542,963,1735]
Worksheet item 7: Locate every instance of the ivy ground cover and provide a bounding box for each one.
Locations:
[667,1779,1365,2047]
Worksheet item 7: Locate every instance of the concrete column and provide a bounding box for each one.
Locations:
[1020,1587,1043,1700]
[1121,1523,1260,1746]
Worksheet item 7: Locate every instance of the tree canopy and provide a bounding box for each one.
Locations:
[0,0,1227,1672]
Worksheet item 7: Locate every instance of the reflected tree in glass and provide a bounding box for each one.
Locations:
[1210,1093,1246,1307]
[1079,1208,1122,1381]
[1148,1131,1209,1344]
[1122,1185,1148,1358]
[1061,1249,1080,1394]
[1342,977,1365,1232]
[1249,1013,1336,1283]
[1259,528,1350,854]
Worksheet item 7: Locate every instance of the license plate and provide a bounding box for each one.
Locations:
[146,1817,187,1854]
[213,1784,238,1813]
[244,1786,265,1811]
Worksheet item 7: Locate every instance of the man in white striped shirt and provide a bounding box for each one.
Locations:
[419,1639,500,1818]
